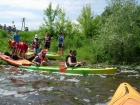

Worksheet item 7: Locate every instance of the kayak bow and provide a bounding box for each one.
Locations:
[108,82,140,105]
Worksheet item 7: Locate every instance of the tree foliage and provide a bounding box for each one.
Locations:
[41,2,62,37]
[77,4,100,38]
[96,0,140,64]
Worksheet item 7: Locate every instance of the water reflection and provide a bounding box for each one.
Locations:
[0,65,139,105]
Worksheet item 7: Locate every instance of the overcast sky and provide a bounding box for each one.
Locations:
[0,0,139,31]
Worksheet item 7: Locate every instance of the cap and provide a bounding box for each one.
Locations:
[35,34,38,38]
[41,49,47,54]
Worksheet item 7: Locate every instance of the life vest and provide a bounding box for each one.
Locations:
[66,56,76,67]
[45,36,50,43]
[65,54,71,62]
[36,55,47,64]
[32,38,40,48]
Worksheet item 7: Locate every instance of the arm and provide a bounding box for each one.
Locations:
[19,35,20,42]
[49,37,51,43]
[46,59,52,66]
[68,57,83,66]
[13,35,15,41]
[32,56,40,65]
[39,39,44,47]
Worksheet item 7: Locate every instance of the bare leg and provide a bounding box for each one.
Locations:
[41,61,51,66]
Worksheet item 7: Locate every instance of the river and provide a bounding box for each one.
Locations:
[0,65,140,105]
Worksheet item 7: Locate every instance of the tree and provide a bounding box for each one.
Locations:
[42,2,62,37]
[77,4,99,38]
[97,0,140,63]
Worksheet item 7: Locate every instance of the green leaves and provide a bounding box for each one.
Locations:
[77,4,99,38]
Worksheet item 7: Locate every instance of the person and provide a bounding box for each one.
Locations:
[25,27,28,31]
[58,32,64,54]
[32,34,41,56]
[0,24,2,29]
[12,30,20,55]
[65,50,85,67]
[12,25,16,32]
[18,42,28,58]
[4,52,21,60]
[44,32,51,51]
[3,24,6,31]
[32,49,52,66]
[65,49,73,62]
[8,40,28,58]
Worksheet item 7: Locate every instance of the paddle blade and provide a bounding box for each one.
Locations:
[59,67,67,72]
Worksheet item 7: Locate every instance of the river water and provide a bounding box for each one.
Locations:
[0,65,140,105]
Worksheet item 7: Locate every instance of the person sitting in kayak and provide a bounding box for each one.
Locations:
[32,49,52,66]
[65,50,86,67]
[65,49,72,65]
[4,52,22,60]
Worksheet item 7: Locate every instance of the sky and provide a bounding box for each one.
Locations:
[0,0,139,31]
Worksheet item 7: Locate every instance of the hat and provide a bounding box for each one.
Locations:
[41,49,47,54]
[35,34,38,38]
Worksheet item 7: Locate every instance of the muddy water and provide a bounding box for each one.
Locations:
[0,65,140,105]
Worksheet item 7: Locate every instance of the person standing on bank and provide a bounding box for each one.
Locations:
[12,30,20,55]
[44,32,51,51]
[58,32,64,54]
[32,34,41,56]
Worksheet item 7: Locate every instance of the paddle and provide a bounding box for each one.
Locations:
[59,66,67,72]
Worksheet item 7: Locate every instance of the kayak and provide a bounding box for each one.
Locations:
[25,51,60,60]
[46,52,60,60]
[0,53,32,67]
[108,82,140,105]
[25,50,34,60]
[19,66,116,75]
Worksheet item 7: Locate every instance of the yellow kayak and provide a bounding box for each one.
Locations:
[25,50,34,59]
[108,82,140,105]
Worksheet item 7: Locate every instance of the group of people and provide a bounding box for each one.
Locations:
[7,30,85,67]
[9,30,28,58]
[0,24,16,32]
[30,32,52,57]
[30,32,64,66]
[32,49,86,67]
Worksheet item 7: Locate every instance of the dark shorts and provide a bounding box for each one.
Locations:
[45,43,50,49]
[58,44,63,48]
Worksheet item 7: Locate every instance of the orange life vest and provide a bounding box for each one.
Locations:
[45,36,50,42]
[32,38,40,48]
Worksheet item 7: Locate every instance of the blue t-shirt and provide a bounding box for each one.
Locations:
[58,36,63,44]
[13,34,20,42]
